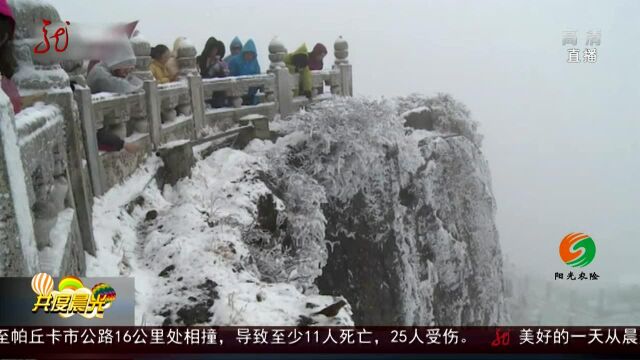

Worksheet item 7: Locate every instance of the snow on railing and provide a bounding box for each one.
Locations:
[2,0,353,277]
[69,34,352,199]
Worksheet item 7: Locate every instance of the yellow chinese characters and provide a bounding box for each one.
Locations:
[30,274,115,319]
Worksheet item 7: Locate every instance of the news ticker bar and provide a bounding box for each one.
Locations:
[0,327,638,355]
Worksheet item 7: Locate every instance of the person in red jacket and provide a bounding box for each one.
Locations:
[0,0,21,114]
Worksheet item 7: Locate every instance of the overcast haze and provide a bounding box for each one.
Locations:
[49,0,640,284]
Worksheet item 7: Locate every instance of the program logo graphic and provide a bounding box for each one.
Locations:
[559,232,596,268]
[31,273,116,319]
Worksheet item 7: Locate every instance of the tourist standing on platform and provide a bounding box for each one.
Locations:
[197,37,229,108]
[228,39,261,105]
[149,44,176,84]
[308,43,327,71]
[224,36,242,63]
[284,43,313,98]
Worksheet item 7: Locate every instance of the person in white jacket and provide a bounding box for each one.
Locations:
[87,38,141,153]
[87,38,143,94]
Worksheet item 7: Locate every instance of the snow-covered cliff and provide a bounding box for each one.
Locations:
[90,94,504,326]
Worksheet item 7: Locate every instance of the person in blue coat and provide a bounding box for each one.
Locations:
[228,39,261,105]
[223,36,242,63]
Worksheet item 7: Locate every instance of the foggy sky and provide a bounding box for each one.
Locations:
[49,0,640,284]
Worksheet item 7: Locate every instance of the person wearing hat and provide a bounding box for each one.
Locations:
[86,37,141,153]
[87,37,143,94]
[228,38,260,105]
[284,43,313,98]
[223,36,242,63]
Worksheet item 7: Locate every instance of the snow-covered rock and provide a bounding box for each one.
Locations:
[260,95,504,325]
[90,94,502,326]
[90,152,352,326]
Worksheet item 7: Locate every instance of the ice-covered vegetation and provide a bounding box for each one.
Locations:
[90,94,504,326]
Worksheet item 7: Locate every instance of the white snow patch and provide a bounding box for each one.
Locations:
[91,145,351,326]
[39,208,75,276]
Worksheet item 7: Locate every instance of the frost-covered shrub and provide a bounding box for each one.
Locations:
[251,145,329,291]
[272,97,423,204]
[395,93,482,147]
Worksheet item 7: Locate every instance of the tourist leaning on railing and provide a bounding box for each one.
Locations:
[149,44,176,84]
[224,36,242,63]
[308,43,327,71]
[197,37,229,108]
[86,38,141,153]
[87,38,143,94]
[284,43,313,99]
[227,39,261,105]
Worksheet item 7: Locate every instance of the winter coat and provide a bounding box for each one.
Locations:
[96,127,124,152]
[284,44,312,96]
[197,37,227,77]
[308,43,327,71]
[223,36,242,63]
[87,63,143,94]
[150,59,172,84]
[199,57,229,79]
[87,39,142,93]
[227,39,261,105]
[228,39,260,77]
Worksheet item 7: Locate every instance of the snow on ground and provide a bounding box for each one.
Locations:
[39,208,74,276]
[90,147,353,326]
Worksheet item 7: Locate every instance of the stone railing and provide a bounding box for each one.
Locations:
[73,34,353,199]
[0,0,352,277]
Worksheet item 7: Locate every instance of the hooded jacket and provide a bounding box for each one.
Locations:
[223,36,242,63]
[308,43,327,71]
[228,39,260,77]
[284,43,312,96]
[87,39,143,94]
[198,38,229,79]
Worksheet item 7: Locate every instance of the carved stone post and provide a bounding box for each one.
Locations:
[129,34,151,136]
[131,33,153,81]
[187,75,205,138]
[334,36,353,96]
[144,81,162,149]
[176,38,198,78]
[268,37,293,117]
[75,88,104,197]
[268,37,287,71]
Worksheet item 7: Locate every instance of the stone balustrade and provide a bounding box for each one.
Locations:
[0,0,353,277]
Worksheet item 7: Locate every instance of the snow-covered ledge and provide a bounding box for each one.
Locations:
[0,90,39,275]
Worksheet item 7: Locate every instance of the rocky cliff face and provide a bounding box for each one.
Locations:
[261,94,505,325]
[90,94,504,326]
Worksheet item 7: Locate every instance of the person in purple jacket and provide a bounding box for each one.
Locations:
[308,43,327,71]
